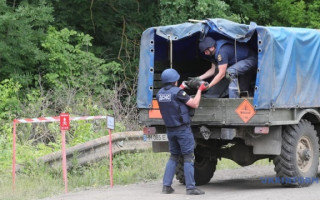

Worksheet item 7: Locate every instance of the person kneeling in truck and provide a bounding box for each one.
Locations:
[195,36,257,98]
[156,68,207,195]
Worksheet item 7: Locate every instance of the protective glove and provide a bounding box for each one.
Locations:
[179,81,190,90]
[187,76,201,81]
[198,82,209,92]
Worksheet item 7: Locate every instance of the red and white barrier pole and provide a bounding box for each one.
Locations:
[12,114,112,192]
[61,130,68,193]
[60,113,70,193]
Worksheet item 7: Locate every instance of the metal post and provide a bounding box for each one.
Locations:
[109,129,113,187]
[61,130,68,193]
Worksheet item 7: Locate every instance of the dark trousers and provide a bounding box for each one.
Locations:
[227,55,257,98]
[163,127,195,189]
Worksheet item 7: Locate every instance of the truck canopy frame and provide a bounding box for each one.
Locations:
[137,18,320,110]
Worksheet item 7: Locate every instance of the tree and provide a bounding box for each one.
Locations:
[51,0,160,81]
[271,0,307,27]
[41,26,122,94]
[306,0,320,28]
[159,0,241,25]
[225,0,320,28]
[0,79,21,119]
[0,0,53,87]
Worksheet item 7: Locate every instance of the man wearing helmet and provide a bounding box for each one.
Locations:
[197,36,257,98]
[156,68,207,195]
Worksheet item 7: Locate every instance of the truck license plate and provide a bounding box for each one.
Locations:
[144,134,168,141]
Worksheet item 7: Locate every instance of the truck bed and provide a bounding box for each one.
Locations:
[139,98,320,127]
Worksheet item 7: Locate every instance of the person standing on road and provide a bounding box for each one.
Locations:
[156,68,207,195]
[196,36,257,98]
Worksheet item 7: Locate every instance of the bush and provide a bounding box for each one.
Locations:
[41,26,123,95]
[0,79,21,120]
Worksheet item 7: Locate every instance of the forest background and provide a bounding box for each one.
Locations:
[0,0,320,196]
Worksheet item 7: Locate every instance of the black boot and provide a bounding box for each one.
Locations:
[186,188,205,195]
[162,186,175,194]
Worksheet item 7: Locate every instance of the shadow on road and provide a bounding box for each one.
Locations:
[200,165,320,191]
[208,176,287,190]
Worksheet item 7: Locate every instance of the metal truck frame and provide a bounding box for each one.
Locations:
[137,19,320,187]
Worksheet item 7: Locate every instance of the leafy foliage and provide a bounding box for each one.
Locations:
[51,0,160,81]
[0,79,21,170]
[2,1,320,197]
[271,0,307,27]
[308,1,320,28]
[159,0,241,25]
[41,26,122,94]
[0,79,21,119]
[224,0,320,28]
[0,0,53,87]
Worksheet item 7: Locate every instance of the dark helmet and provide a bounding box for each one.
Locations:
[199,37,216,53]
[161,68,180,84]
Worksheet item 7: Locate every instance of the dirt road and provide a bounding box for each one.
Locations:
[43,165,320,200]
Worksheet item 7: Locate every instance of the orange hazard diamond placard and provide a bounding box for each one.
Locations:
[235,99,256,123]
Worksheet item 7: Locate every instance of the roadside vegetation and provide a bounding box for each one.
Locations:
[0,150,168,200]
[0,0,319,200]
[0,150,271,200]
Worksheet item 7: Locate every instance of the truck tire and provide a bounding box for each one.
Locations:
[273,120,319,187]
[175,155,217,186]
[175,157,185,184]
[194,155,217,185]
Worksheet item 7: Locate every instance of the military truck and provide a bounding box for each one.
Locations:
[137,18,320,187]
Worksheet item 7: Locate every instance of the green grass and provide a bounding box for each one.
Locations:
[0,151,272,200]
[0,150,169,200]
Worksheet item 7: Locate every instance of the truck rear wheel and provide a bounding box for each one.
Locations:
[273,120,319,187]
[175,155,217,186]
[175,157,185,184]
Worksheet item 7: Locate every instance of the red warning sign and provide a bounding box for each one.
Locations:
[60,113,70,130]
[235,99,256,123]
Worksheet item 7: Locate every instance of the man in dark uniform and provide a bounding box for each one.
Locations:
[197,36,257,98]
[156,68,207,195]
